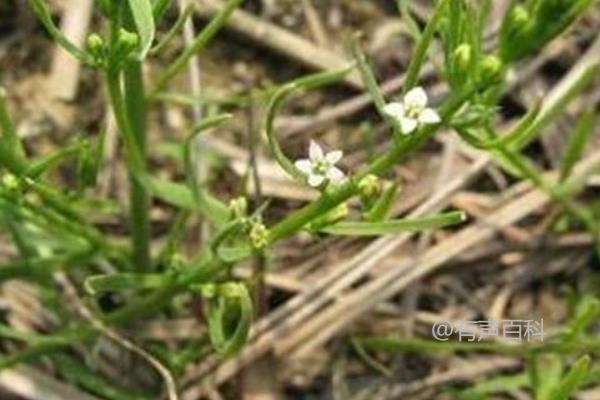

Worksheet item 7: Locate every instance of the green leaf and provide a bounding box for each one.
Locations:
[53,354,151,400]
[150,3,194,56]
[563,296,600,343]
[395,0,421,40]
[27,141,84,178]
[365,182,400,222]
[530,353,563,400]
[27,0,91,64]
[403,0,449,92]
[84,273,168,294]
[0,88,26,161]
[549,355,590,400]
[320,211,466,236]
[137,173,230,225]
[457,373,529,399]
[127,0,156,59]
[217,245,253,263]
[153,0,173,21]
[183,114,233,227]
[560,111,595,182]
[136,173,195,209]
[352,39,386,116]
[153,0,244,93]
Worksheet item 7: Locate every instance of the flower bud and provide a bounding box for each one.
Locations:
[478,55,504,84]
[111,29,139,65]
[196,283,217,299]
[2,173,19,190]
[510,5,530,30]
[228,196,248,219]
[328,203,349,222]
[453,43,472,73]
[249,222,269,250]
[499,5,533,62]
[358,174,381,200]
[86,33,105,66]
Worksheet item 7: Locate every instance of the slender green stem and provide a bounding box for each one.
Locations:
[122,9,151,271]
[106,68,150,271]
[125,69,151,271]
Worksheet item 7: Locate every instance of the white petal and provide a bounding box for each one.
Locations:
[399,116,418,134]
[419,108,441,124]
[382,102,405,119]
[295,159,312,174]
[325,150,343,164]
[309,140,323,161]
[404,86,428,108]
[326,167,345,183]
[308,173,325,187]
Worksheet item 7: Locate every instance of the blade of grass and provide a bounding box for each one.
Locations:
[320,211,466,236]
[559,111,596,182]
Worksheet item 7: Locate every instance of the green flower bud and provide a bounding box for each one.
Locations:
[228,196,248,219]
[195,283,217,299]
[2,173,19,190]
[453,43,472,73]
[249,223,269,250]
[110,29,139,67]
[511,5,530,30]
[220,282,245,298]
[167,253,186,271]
[358,174,381,200]
[86,33,105,66]
[478,55,504,84]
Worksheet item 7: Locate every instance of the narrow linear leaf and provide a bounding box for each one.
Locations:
[530,354,563,400]
[458,373,529,398]
[549,355,590,400]
[136,173,201,210]
[150,3,194,56]
[184,114,233,227]
[27,0,91,63]
[85,273,167,294]
[352,39,386,115]
[321,211,466,236]
[217,245,253,263]
[365,182,400,222]
[127,0,156,59]
[53,354,151,400]
[27,141,83,178]
[563,296,600,343]
[560,111,596,182]
[0,88,26,160]
[154,0,244,93]
[403,0,449,92]
[153,0,173,21]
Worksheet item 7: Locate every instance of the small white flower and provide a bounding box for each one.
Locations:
[382,86,441,135]
[295,140,345,187]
